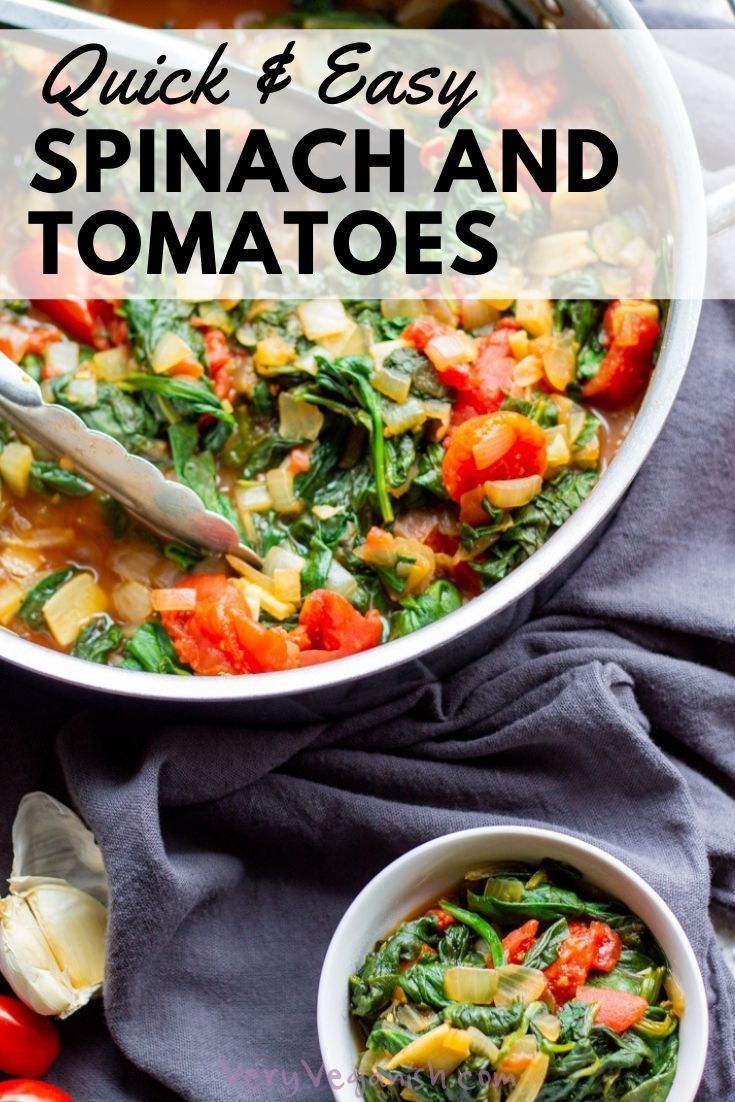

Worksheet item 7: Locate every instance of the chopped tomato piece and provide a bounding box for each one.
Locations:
[582,302,660,408]
[31,300,110,349]
[289,447,311,474]
[502,920,539,964]
[403,316,452,352]
[442,411,547,502]
[590,921,622,973]
[160,575,299,676]
[204,328,232,398]
[426,908,457,932]
[297,590,382,666]
[576,986,648,1033]
[488,59,560,131]
[544,920,622,1005]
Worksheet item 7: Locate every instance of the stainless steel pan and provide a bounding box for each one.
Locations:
[0,0,729,718]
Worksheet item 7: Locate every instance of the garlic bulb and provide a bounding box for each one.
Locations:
[0,792,108,1018]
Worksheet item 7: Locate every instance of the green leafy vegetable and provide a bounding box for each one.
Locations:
[390,581,462,639]
[71,614,123,663]
[122,620,190,675]
[29,461,93,497]
[439,900,505,967]
[125,374,233,423]
[17,568,75,630]
[122,299,204,365]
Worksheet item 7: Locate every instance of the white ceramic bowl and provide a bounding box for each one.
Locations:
[318,827,708,1101]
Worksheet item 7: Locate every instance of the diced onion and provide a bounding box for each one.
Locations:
[508,329,530,361]
[573,436,600,469]
[567,407,587,445]
[386,1023,471,1075]
[550,185,608,232]
[514,300,554,338]
[373,364,412,404]
[325,559,359,599]
[0,442,34,497]
[0,579,24,626]
[151,588,197,612]
[262,545,306,577]
[467,1026,500,1063]
[231,577,294,621]
[506,1052,549,1102]
[111,580,151,625]
[459,300,500,330]
[395,1004,440,1034]
[278,391,324,441]
[533,1012,561,1042]
[542,334,577,391]
[425,331,476,373]
[65,374,98,406]
[513,355,544,388]
[111,546,161,583]
[273,568,301,604]
[0,545,42,578]
[152,332,194,375]
[471,423,516,470]
[234,482,272,516]
[484,476,543,509]
[381,298,423,321]
[591,217,635,264]
[664,973,686,1018]
[444,967,499,1005]
[239,583,261,620]
[382,397,426,437]
[319,319,365,358]
[254,336,295,371]
[544,426,571,470]
[297,300,350,341]
[92,346,130,382]
[265,467,301,515]
[494,965,548,1008]
[45,340,79,376]
[44,573,108,646]
[526,232,597,277]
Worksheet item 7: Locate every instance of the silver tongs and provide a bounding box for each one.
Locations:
[0,352,261,566]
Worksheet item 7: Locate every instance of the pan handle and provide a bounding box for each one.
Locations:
[707,179,735,236]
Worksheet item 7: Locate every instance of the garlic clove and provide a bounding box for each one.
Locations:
[11,793,107,905]
[24,883,106,993]
[0,894,74,1018]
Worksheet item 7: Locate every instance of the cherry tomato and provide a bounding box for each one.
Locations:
[502,919,539,964]
[0,1084,74,1102]
[297,590,382,666]
[441,411,547,502]
[160,575,300,676]
[582,302,660,408]
[0,996,60,1078]
[576,986,648,1032]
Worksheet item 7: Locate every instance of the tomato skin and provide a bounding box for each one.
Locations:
[160,575,299,676]
[502,920,539,964]
[0,996,60,1078]
[582,303,660,408]
[297,590,382,666]
[576,986,648,1033]
[442,411,547,502]
[0,1084,74,1102]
